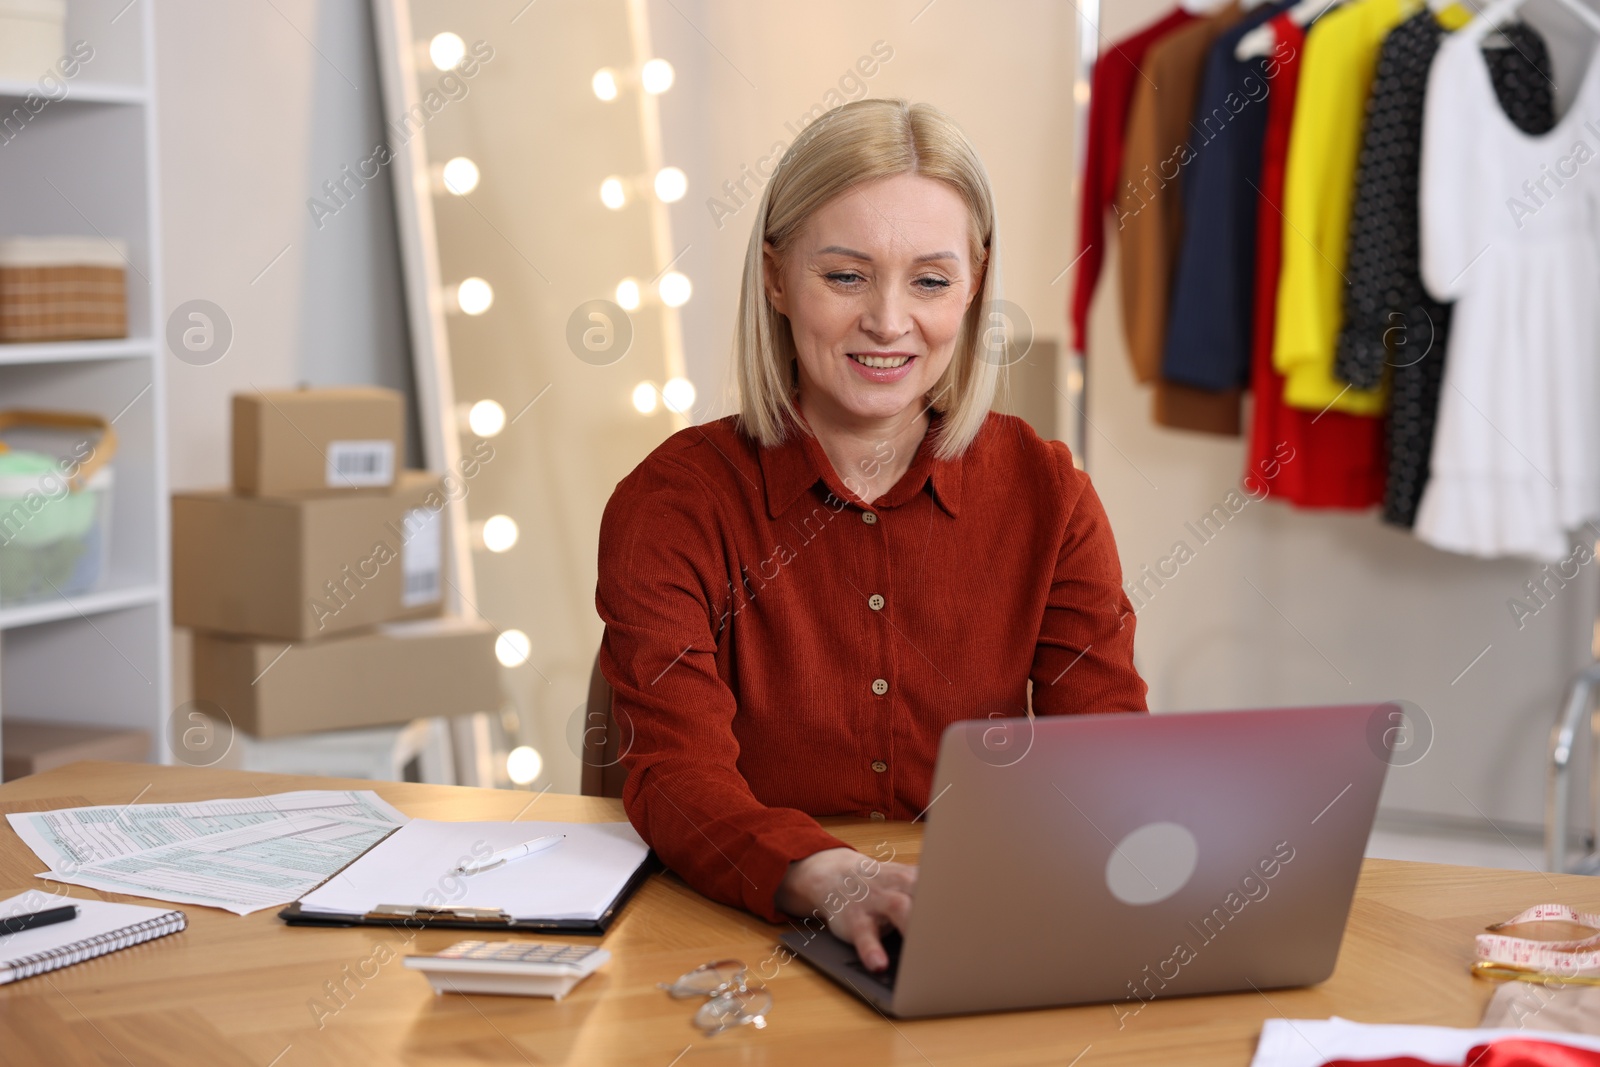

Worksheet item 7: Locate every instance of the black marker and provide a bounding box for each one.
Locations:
[0,905,78,935]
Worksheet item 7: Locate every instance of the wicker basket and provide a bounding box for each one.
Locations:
[0,236,129,343]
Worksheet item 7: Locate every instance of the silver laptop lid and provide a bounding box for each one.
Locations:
[891,704,1394,1018]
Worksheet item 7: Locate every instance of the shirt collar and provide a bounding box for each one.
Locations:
[757,409,964,520]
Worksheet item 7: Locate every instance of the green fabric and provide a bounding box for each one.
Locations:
[0,449,99,547]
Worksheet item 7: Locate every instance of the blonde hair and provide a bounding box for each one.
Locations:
[734,99,1001,460]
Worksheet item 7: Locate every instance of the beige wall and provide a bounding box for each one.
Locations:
[157,0,415,494]
[375,0,1600,823]
[157,0,1594,829]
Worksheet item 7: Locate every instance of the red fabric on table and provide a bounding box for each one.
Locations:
[1069,6,1197,354]
[1319,1037,1600,1066]
[596,411,1147,922]
[1246,13,1386,508]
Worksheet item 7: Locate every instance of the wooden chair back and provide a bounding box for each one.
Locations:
[580,648,629,799]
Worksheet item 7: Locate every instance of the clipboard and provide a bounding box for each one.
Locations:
[277,853,658,935]
[276,819,660,936]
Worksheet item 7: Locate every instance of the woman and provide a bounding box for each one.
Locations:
[597,99,1146,971]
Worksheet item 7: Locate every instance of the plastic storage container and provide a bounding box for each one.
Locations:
[0,410,117,606]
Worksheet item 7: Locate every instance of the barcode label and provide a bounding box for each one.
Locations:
[401,507,442,607]
[326,440,395,488]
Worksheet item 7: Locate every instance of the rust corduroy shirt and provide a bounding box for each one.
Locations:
[596,410,1148,922]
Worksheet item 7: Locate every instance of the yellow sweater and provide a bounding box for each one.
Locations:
[1272,0,1429,415]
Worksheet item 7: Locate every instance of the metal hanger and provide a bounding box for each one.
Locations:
[1234,0,1342,60]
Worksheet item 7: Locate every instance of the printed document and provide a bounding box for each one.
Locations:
[37,813,398,916]
[9,791,407,916]
[8,790,406,869]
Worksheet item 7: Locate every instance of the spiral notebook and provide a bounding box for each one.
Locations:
[0,890,186,985]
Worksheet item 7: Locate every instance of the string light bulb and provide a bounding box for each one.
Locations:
[441,156,479,195]
[506,746,543,786]
[658,271,692,308]
[653,166,687,204]
[592,68,619,101]
[455,277,494,315]
[662,377,696,413]
[632,382,658,414]
[615,278,641,311]
[466,399,505,437]
[599,176,627,210]
[641,58,674,94]
[496,629,531,667]
[481,515,519,553]
[429,32,466,71]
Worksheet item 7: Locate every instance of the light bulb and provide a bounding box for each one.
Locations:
[662,377,696,413]
[506,745,543,786]
[467,399,505,437]
[429,32,466,71]
[632,382,659,414]
[441,156,479,195]
[600,176,627,210]
[658,271,691,308]
[615,278,641,311]
[592,68,619,101]
[482,514,519,553]
[496,629,531,667]
[653,166,687,204]
[456,277,493,315]
[641,58,674,94]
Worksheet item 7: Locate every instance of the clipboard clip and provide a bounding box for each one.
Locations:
[364,904,513,924]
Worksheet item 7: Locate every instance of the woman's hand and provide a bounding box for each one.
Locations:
[774,847,918,971]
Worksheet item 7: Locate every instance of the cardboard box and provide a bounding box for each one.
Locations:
[233,387,403,496]
[191,617,502,738]
[173,472,447,641]
[2,719,151,781]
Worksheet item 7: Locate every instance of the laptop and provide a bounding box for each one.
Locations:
[781,703,1396,1018]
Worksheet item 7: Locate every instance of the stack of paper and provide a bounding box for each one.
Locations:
[296,819,651,923]
[7,791,408,916]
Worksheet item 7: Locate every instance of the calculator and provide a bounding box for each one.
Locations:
[403,940,611,999]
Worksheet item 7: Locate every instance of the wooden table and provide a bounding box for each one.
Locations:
[0,762,1596,1066]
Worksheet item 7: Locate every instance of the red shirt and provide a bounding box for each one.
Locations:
[1247,14,1385,508]
[596,411,1148,922]
[1070,7,1197,354]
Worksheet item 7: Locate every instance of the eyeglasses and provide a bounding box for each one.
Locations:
[658,959,773,1035]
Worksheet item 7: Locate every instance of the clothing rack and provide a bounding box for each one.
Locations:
[1074,0,1600,874]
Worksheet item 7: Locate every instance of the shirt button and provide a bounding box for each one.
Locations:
[861,511,878,525]
[871,678,888,696]
[871,760,887,773]
[869,811,886,821]
[868,593,885,611]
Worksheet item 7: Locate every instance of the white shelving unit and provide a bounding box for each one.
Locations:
[0,0,169,768]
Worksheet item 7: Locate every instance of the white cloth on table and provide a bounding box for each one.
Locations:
[1249,1017,1600,1067]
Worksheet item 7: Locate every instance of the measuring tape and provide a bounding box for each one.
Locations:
[1473,904,1600,984]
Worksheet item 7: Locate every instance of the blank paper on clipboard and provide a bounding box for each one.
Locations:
[296,820,650,922]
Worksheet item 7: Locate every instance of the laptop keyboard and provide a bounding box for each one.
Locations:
[843,930,904,990]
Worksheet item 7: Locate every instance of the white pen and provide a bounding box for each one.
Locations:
[453,834,566,876]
